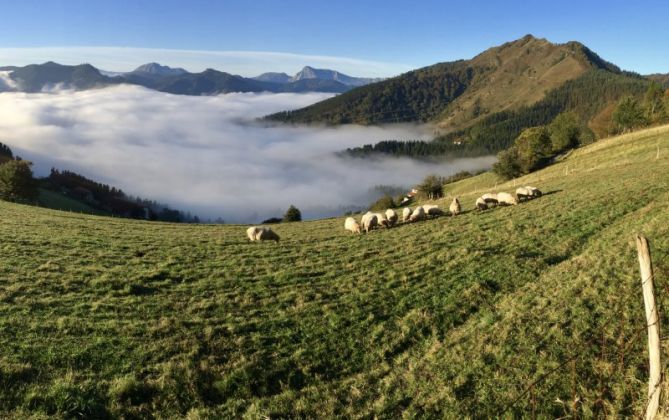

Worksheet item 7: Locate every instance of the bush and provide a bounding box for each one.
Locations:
[369,195,396,211]
[416,174,446,200]
[514,126,552,174]
[283,205,302,222]
[261,217,282,224]
[492,147,522,179]
[611,96,647,133]
[0,160,38,203]
[548,111,581,153]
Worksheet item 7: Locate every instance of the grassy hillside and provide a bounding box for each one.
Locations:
[2,126,669,417]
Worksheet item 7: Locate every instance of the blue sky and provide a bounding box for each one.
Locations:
[0,0,667,76]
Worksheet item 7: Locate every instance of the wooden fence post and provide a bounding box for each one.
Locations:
[636,234,661,420]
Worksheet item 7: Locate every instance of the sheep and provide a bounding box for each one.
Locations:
[246,226,261,241]
[246,226,280,242]
[515,186,533,202]
[496,192,519,206]
[475,197,488,210]
[344,217,361,234]
[526,186,542,198]
[449,197,461,215]
[361,212,378,233]
[375,212,390,228]
[385,209,398,227]
[481,193,498,206]
[422,204,444,217]
[402,207,412,222]
[409,206,426,222]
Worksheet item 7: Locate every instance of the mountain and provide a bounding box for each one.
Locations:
[6,61,118,92]
[131,62,188,76]
[648,73,669,88]
[252,72,292,84]
[0,61,365,94]
[289,66,383,87]
[266,35,627,127]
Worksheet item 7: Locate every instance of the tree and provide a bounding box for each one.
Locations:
[612,96,647,133]
[548,111,581,153]
[0,160,38,202]
[514,126,552,174]
[283,205,302,222]
[416,174,445,200]
[492,146,521,179]
[644,82,668,124]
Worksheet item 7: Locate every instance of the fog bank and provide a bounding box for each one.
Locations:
[0,86,495,222]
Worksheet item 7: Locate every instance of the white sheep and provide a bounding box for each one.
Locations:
[422,204,444,217]
[361,212,378,233]
[375,212,389,228]
[475,197,488,210]
[344,217,361,234]
[385,209,398,227]
[246,226,280,242]
[526,186,542,197]
[449,197,461,215]
[402,207,412,222]
[515,186,533,202]
[496,192,519,206]
[481,193,498,206]
[409,206,426,222]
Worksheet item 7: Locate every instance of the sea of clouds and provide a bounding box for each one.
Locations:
[0,85,495,222]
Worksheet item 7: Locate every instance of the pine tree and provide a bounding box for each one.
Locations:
[283,205,302,222]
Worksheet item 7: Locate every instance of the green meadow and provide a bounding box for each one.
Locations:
[1,125,669,418]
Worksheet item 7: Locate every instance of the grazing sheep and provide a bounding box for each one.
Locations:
[344,217,361,234]
[246,226,261,241]
[422,204,444,217]
[246,226,280,242]
[362,213,378,232]
[475,197,488,210]
[375,212,390,228]
[526,186,542,197]
[496,192,519,206]
[409,206,426,222]
[385,209,398,227]
[515,186,533,202]
[449,197,461,215]
[402,207,412,222]
[481,193,498,206]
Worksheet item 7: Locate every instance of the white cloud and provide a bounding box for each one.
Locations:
[0,47,414,78]
[0,86,495,222]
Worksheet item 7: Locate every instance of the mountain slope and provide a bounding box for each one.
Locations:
[265,35,623,127]
[1,126,668,417]
[290,65,383,86]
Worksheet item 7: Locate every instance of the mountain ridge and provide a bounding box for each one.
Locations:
[0,62,380,95]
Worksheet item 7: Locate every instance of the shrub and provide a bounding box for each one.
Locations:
[492,146,522,179]
[611,96,647,133]
[416,174,446,200]
[283,205,302,222]
[261,217,282,224]
[0,160,38,203]
[369,195,396,211]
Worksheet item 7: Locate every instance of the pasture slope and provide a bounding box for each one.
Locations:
[1,125,669,418]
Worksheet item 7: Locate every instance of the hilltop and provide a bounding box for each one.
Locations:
[265,35,628,127]
[1,125,668,417]
[266,35,659,156]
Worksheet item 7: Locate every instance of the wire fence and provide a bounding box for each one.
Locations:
[490,238,665,418]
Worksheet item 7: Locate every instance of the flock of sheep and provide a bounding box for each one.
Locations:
[246,185,542,241]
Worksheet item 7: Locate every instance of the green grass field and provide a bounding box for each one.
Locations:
[2,125,669,418]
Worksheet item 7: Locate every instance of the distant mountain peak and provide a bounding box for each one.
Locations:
[132,62,188,76]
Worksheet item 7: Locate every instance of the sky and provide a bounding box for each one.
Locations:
[0,0,667,76]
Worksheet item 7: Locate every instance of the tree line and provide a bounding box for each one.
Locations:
[0,143,200,223]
